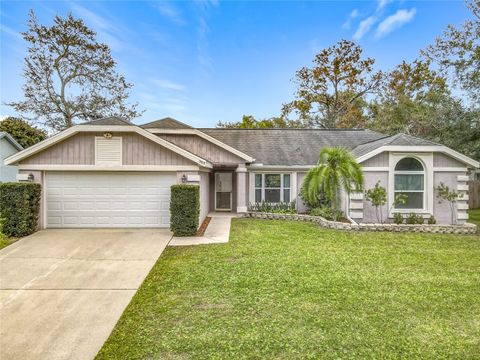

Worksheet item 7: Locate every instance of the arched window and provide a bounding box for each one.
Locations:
[394,157,424,209]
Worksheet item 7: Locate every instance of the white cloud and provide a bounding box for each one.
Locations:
[154,2,185,25]
[71,4,124,51]
[353,16,376,40]
[342,9,359,30]
[195,1,219,73]
[377,0,393,11]
[151,79,185,92]
[71,4,119,32]
[375,8,416,38]
[0,24,23,40]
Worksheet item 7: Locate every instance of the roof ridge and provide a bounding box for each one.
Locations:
[396,132,442,146]
[351,133,392,148]
[142,117,192,128]
[200,128,370,131]
[81,116,132,125]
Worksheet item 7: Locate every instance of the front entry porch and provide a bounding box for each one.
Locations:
[209,165,247,214]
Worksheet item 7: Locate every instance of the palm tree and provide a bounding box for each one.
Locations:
[302,147,364,220]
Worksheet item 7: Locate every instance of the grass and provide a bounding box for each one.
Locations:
[468,208,480,233]
[97,219,480,360]
[0,232,15,250]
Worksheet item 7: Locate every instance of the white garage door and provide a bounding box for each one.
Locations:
[46,172,176,228]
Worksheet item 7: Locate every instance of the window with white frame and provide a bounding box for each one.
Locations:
[394,157,425,210]
[254,173,291,203]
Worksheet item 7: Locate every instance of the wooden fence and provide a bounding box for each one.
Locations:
[469,180,480,209]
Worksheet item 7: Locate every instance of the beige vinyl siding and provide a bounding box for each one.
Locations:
[433,153,465,168]
[20,132,195,166]
[158,134,245,164]
[361,152,389,167]
[22,133,95,165]
[122,133,193,166]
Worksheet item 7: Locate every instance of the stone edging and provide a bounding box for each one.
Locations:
[243,212,477,235]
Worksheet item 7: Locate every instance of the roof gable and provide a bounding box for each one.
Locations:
[0,132,23,151]
[141,117,192,129]
[4,125,211,168]
[79,117,132,126]
[352,133,439,158]
[353,133,479,168]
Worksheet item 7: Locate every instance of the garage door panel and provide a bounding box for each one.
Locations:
[46,172,176,228]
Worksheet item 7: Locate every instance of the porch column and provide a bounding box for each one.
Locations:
[236,166,248,213]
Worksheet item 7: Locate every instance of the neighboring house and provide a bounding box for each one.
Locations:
[4,117,479,228]
[0,131,23,182]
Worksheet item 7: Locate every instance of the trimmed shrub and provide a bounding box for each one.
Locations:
[248,201,296,214]
[0,182,41,237]
[170,184,200,236]
[309,206,344,221]
[428,215,437,224]
[393,212,403,225]
[406,212,424,225]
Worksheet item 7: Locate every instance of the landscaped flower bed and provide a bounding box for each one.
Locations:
[244,212,477,234]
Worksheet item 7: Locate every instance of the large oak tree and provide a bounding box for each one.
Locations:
[8,10,143,132]
[422,0,479,103]
[282,40,383,128]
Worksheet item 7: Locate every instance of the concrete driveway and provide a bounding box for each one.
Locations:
[0,229,172,360]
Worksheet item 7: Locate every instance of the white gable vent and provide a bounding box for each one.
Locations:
[95,136,122,165]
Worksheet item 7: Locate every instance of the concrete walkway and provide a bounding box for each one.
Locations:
[0,229,171,360]
[169,212,236,246]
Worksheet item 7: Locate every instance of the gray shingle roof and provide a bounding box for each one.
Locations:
[141,117,192,129]
[351,133,440,157]
[80,117,132,126]
[199,129,385,165]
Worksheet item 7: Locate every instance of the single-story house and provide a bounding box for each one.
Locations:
[4,117,479,228]
[1,131,23,182]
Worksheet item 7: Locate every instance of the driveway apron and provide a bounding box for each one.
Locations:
[0,228,171,360]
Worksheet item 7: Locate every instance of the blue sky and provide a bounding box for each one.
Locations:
[0,1,472,127]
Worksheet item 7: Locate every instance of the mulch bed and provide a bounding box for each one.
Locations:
[196,217,211,236]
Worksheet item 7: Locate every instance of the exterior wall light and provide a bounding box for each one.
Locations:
[181,174,187,183]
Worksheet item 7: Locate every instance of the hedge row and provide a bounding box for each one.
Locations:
[0,182,41,237]
[170,184,200,236]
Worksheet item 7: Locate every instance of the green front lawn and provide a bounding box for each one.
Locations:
[0,233,14,250]
[469,208,480,232]
[97,219,480,359]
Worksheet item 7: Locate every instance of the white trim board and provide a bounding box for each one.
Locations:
[5,125,212,168]
[147,128,255,163]
[434,167,468,172]
[247,165,314,171]
[18,164,200,171]
[356,146,479,168]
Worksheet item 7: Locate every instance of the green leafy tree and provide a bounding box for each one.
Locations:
[365,181,387,223]
[368,59,449,138]
[422,0,480,103]
[436,182,463,225]
[426,97,480,160]
[7,10,143,132]
[217,115,303,128]
[302,147,364,220]
[0,116,46,148]
[282,40,383,128]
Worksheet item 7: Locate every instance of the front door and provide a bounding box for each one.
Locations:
[215,172,232,211]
